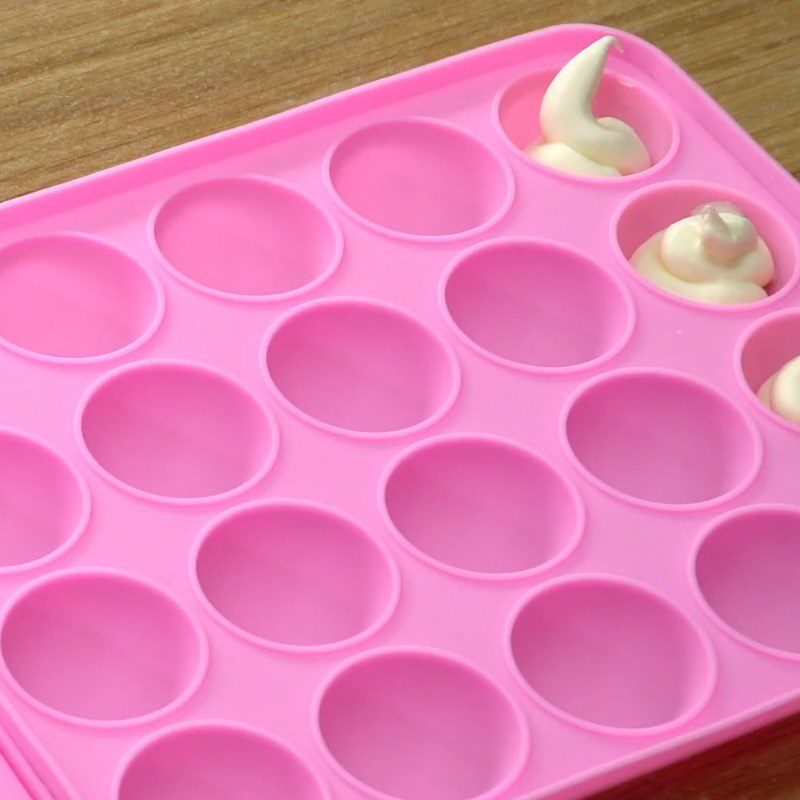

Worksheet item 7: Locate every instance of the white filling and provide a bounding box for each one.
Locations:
[527,35,651,178]
[631,203,774,305]
[759,356,800,424]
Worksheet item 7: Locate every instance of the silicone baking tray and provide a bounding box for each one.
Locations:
[0,20,798,800]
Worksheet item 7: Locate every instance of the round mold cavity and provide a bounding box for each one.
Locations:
[314,647,529,800]
[561,368,762,511]
[324,117,514,241]
[493,68,679,185]
[0,568,207,727]
[380,433,584,580]
[692,505,800,659]
[736,308,800,434]
[611,180,800,311]
[115,721,330,800]
[192,500,400,652]
[0,233,164,363]
[440,238,635,373]
[77,359,279,504]
[150,176,343,301]
[0,428,90,574]
[506,574,717,735]
[261,297,460,438]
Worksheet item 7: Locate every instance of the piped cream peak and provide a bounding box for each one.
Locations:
[700,204,758,263]
[527,36,651,177]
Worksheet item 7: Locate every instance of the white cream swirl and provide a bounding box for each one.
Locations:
[758,356,800,424]
[631,202,775,305]
[526,36,651,177]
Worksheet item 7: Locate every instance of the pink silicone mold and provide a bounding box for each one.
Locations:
[562,368,762,510]
[380,433,584,579]
[262,297,460,438]
[0,569,207,727]
[440,237,635,373]
[314,647,529,800]
[151,176,343,301]
[77,359,279,503]
[191,500,400,652]
[0,427,89,574]
[506,574,717,735]
[0,233,164,362]
[115,721,330,800]
[325,118,514,240]
[1,21,800,800]
[692,505,800,660]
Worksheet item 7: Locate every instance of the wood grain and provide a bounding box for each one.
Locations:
[0,0,797,201]
[1,2,799,799]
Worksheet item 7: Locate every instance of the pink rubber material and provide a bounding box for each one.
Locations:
[0,21,797,800]
[0,753,30,800]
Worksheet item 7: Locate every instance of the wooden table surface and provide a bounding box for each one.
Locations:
[1,1,799,798]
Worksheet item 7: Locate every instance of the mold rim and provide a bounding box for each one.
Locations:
[0,566,210,730]
[189,497,402,654]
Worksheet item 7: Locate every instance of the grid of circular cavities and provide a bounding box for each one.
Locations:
[0,233,164,362]
[314,647,529,800]
[192,500,400,652]
[692,505,800,660]
[77,359,279,504]
[0,428,89,574]
[611,180,800,311]
[440,238,635,373]
[150,175,343,301]
[493,62,679,184]
[507,575,717,735]
[262,297,460,438]
[381,433,584,580]
[736,308,800,434]
[0,569,207,727]
[115,721,330,800]
[2,54,787,800]
[325,117,515,240]
[562,368,762,511]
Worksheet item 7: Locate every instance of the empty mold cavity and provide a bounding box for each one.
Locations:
[562,369,761,510]
[0,428,89,572]
[0,569,206,726]
[0,233,163,362]
[507,575,716,734]
[262,298,460,437]
[78,360,278,503]
[612,181,799,309]
[151,176,343,300]
[116,722,329,800]
[736,308,800,433]
[325,118,514,239]
[381,434,583,579]
[441,238,634,372]
[192,501,400,651]
[693,505,800,659]
[315,648,528,800]
[494,68,678,182]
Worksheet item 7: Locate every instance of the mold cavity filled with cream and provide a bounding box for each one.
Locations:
[527,36,651,177]
[632,201,775,305]
[758,357,800,424]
